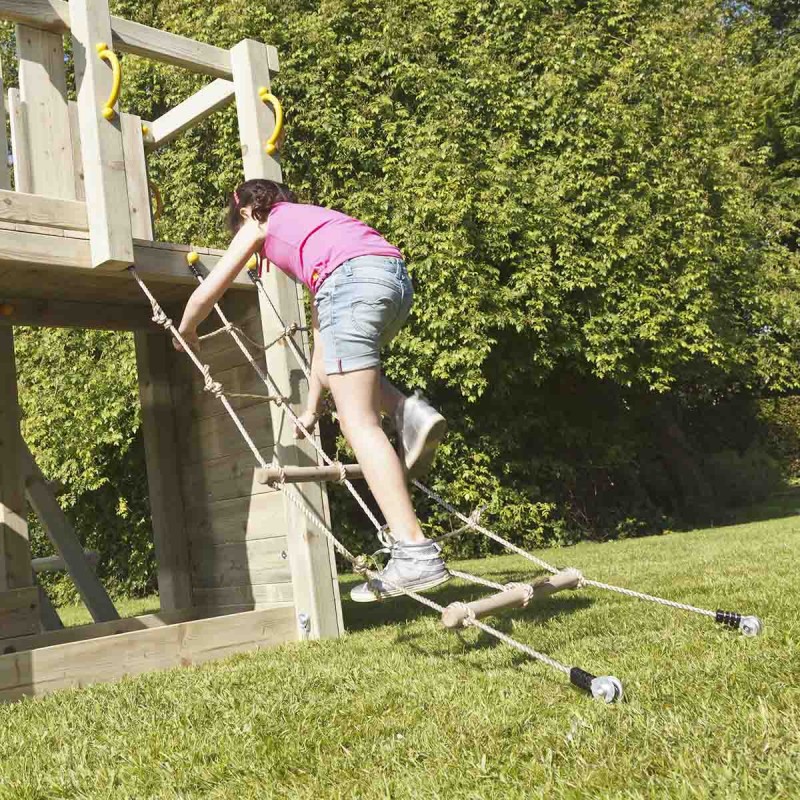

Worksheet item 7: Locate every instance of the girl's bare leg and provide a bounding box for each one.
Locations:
[327,367,424,543]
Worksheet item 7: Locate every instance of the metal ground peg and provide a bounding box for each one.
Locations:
[569,667,624,703]
[716,610,764,637]
[298,612,312,641]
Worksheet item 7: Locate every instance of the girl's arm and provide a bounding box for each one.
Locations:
[175,219,266,350]
[293,302,326,438]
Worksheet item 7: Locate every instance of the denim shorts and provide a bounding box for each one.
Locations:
[314,255,413,375]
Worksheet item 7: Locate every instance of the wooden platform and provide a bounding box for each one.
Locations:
[0,226,251,322]
[0,605,297,702]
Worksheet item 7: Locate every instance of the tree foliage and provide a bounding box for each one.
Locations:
[3,0,799,593]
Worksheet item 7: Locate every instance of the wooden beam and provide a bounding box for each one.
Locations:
[0,1,280,77]
[16,24,76,199]
[231,39,343,641]
[0,229,252,287]
[0,190,87,231]
[21,443,120,623]
[0,328,32,594]
[121,113,153,240]
[0,607,201,655]
[135,332,192,611]
[7,88,32,193]
[32,550,98,573]
[0,297,158,331]
[70,0,134,269]
[0,588,39,639]
[0,67,10,190]
[33,576,63,631]
[143,79,236,152]
[0,605,297,702]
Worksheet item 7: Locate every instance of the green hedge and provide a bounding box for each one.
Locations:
[4,0,800,596]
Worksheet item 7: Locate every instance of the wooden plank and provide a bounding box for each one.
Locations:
[192,583,294,609]
[0,588,39,639]
[179,402,274,466]
[0,190,87,231]
[7,89,32,193]
[0,608,200,655]
[0,1,70,33]
[144,78,235,152]
[121,113,153,240]
[0,328,32,593]
[0,229,252,287]
[185,491,286,546]
[0,1,280,77]
[70,0,134,269]
[135,332,192,611]
[231,39,343,640]
[0,297,157,331]
[180,450,276,505]
[16,24,76,199]
[175,360,278,421]
[191,537,290,589]
[0,67,10,190]
[21,443,120,623]
[0,606,298,702]
[32,550,98,573]
[68,101,86,200]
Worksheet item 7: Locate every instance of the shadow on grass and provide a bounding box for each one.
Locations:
[342,569,592,641]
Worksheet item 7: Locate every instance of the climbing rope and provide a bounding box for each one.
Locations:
[130,265,624,702]
[246,267,763,638]
[184,256,389,545]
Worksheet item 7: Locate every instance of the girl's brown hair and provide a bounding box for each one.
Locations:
[227,178,296,233]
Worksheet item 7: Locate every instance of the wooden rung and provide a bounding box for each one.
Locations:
[441,568,582,629]
[255,464,364,484]
[32,550,98,574]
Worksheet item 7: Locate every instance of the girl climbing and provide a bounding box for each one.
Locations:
[174,179,449,602]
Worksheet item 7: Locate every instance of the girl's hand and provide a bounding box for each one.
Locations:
[173,327,199,353]
[293,409,319,439]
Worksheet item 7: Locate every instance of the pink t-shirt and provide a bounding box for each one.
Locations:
[260,202,402,291]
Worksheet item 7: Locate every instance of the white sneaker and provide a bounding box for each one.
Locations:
[350,539,451,602]
[394,391,447,478]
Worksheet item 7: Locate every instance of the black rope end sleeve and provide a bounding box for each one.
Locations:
[716,610,742,628]
[187,262,203,279]
[569,667,595,693]
[247,269,258,282]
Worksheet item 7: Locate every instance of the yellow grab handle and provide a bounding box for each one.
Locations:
[258,86,283,155]
[246,254,259,270]
[96,42,121,120]
[148,181,164,222]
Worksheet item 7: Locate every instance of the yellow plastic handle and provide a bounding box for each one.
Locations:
[148,181,164,222]
[258,86,283,156]
[96,42,121,120]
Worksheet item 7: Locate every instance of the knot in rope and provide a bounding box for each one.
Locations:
[152,309,171,329]
[200,364,224,398]
[452,602,476,627]
[332,461,347,483]
[352,554,375,575]
[574,570,586,589]
[504,581,535,606]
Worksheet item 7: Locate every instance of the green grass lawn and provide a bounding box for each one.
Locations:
[1,501,798,799]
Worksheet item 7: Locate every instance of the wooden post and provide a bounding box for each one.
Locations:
[15,24,77,199]
[7,88,32,194]
[69,0,134,269]
[135,332,193,611]
[0,328,39,638]
[0,63,10,191]
[231,39,343,639]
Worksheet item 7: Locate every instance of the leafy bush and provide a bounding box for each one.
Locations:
[3,0,800,595]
